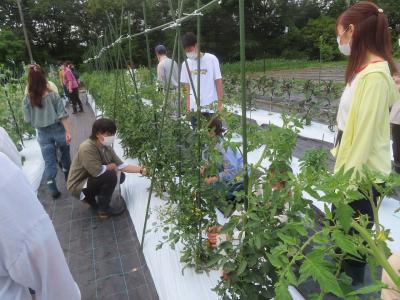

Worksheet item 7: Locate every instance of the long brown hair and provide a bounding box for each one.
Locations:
[27,64,48,108]
[337,1,398,84]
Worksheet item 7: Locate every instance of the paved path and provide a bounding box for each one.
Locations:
[37,91,159,300]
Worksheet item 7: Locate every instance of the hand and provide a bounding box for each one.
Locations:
[205,176,219,185]
[140,167,147,176]
[65,132,71,145]
[207,226,223,248]
[200,166,206,177]
[217,102,222,112]
[106,163,118,171]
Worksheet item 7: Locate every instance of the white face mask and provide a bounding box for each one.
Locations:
[337,36,351,56]
[101,135,115,146]
[186,51,197,60]
[336,27,351,56]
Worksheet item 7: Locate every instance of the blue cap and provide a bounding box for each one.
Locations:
[155,44,167,54]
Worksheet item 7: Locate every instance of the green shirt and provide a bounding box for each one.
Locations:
[333,61,400,178]
[67,139,124,198]
[22,92,68,128]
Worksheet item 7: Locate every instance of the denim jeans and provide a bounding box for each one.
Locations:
[37,122,71,182]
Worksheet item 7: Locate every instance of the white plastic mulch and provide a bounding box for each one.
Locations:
[58,94,397,300]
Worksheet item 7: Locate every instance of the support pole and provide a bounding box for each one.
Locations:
[16,0,33,63]
[143,1,153,83]
[239,0,249,210]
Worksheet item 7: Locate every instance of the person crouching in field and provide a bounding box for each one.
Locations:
[201,117,244,214]
[67,118,146,219]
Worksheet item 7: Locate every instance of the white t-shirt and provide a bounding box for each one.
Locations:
[0,153,80,300]
[0,127,21,168]
[180,53,222,110]
[337,74,361,131]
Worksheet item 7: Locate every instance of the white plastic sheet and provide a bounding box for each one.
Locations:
[0,127,22,168]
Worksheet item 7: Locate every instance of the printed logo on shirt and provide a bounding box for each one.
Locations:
[191,69,208,75]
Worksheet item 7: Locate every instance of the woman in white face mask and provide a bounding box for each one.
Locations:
[332,1,400,287]
[67,118,146,219]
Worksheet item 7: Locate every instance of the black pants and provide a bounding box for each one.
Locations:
[68,88,83,112]
[332,185,381,268]
[392,123,400,173]
[82,170,125,209]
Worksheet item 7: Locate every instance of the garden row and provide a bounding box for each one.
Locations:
[81,68,400,299]
[224,74,345,131]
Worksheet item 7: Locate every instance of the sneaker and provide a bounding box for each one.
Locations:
[98,206,126,219]
[47,179,61,199]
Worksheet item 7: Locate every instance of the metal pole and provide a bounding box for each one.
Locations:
[143,1,153,83]
[16,0,33,63]
[239,0,248,210]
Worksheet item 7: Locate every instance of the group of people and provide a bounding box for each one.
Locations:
[154,2,400,297]
[1,1,400,299]
[58,61,84,114]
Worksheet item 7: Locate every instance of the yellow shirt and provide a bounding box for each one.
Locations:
[332,62,400,177]
[59,69,64,86]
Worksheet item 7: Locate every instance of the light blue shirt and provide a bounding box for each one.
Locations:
[216,140,243,182]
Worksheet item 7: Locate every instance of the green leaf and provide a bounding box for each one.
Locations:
[267,253,283,268]
[237,260,247,275]
[275,283,292,300]
[335,204,353,232]
[347,281,386,296]
[277,232,298,245]
[254,235,262,249]
[299,250,343,297]
[332,230,362,259]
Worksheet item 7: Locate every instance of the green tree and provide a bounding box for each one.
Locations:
[0,29,25,64]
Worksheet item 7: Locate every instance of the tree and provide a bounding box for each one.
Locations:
[0,29,25,64]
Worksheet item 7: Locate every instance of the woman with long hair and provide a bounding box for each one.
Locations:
[23,64,72,199]
[333,2,400,285]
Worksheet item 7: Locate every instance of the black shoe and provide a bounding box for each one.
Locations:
[83,197,98,209]
[47,179,61,199]
[97,195,126,219]
[98,206,126,219]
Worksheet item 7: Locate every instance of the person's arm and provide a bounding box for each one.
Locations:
[61,118,71,145]
[213,55,223,112]
[184,83,191,112]
[215,79,223,112]
[120,164,144,174]
[22,96,31,123]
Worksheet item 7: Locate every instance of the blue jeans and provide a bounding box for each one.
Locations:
[37,122,71,182]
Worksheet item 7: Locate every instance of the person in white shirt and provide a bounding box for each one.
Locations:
[0,152,80,300]
[0,127,22,168]
[180,32,223,116]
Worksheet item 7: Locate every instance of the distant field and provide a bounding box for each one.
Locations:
[221,58,348,74]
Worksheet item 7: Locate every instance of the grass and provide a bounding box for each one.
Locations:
[221,58,348,75]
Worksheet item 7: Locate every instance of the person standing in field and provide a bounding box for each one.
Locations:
[180,32,223,121]
[155,44,179,110]
[63,61,84,114]
[332,1,400,285]
[23,64,72,199]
